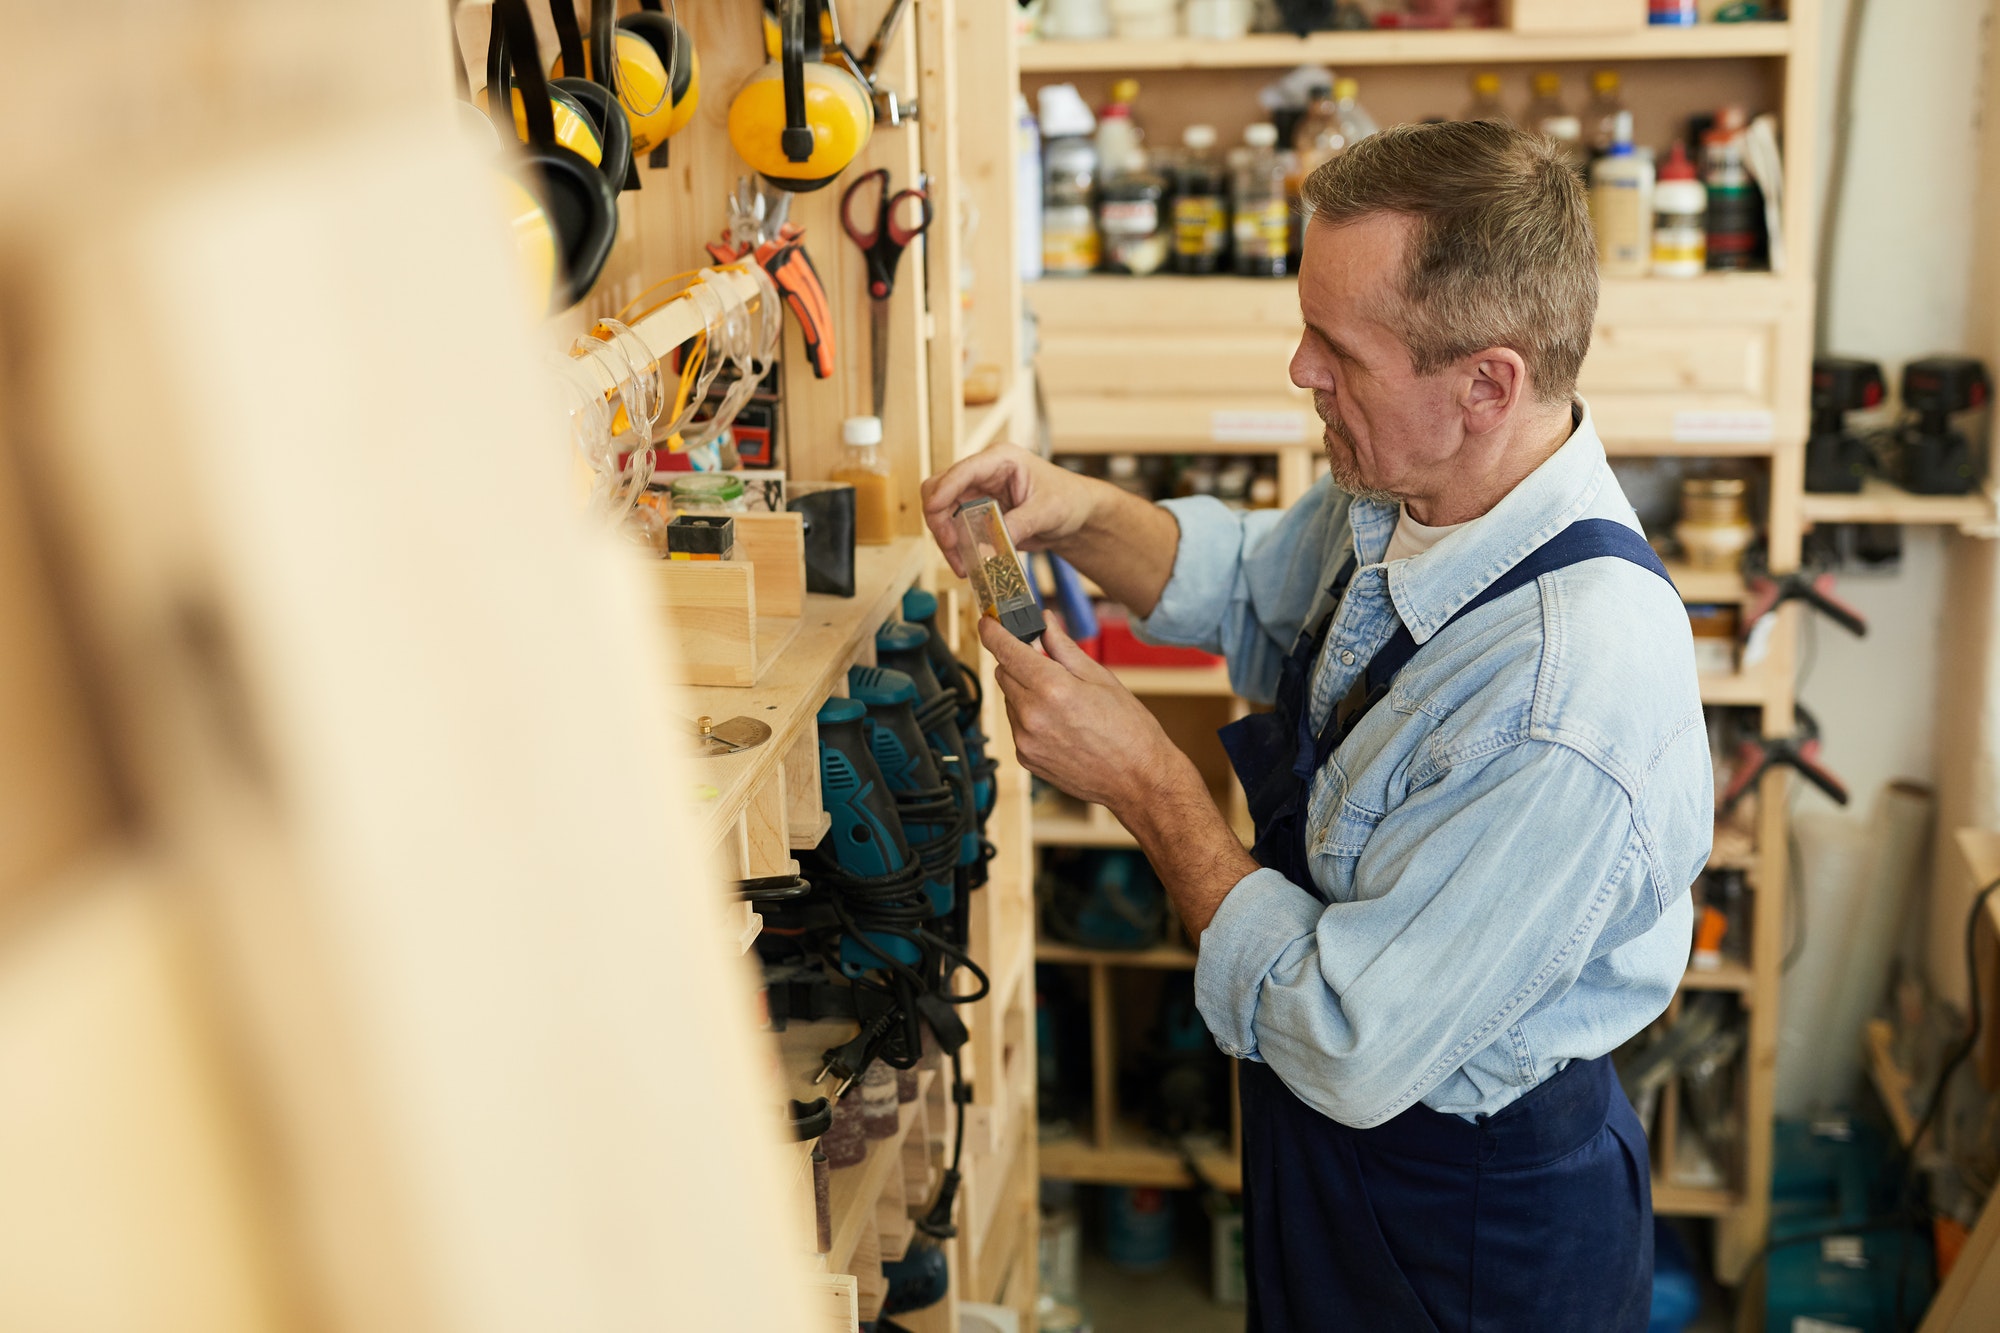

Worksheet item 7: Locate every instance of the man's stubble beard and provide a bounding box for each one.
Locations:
[1316,393,1399,504]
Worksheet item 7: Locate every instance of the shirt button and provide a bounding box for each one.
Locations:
[1339,649,1357,666]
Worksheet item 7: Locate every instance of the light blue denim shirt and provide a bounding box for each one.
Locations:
[1136,402,1711,1128]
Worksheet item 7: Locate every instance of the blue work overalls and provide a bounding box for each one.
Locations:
[1216,519,1670,1333]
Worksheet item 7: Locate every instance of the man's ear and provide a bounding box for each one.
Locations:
[1461,349,1529,435]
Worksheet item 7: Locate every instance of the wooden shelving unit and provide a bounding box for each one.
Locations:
[1018,23,1796,73]
[544,0,1045,1325]
[1015,5,1822,1287]
[1040,1120,1241,1193]
[1800,477,1999,533]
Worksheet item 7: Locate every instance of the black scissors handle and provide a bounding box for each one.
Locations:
[841,167,932,299]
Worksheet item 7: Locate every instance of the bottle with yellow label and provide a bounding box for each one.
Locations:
[1171,125,1228,276]
[1650,141,1707,279]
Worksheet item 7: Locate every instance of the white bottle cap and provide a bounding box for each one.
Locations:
[1037,83,1097,138]
[1244,122,1279,147]
[1183,124,1218,150]
[843,415,883,446]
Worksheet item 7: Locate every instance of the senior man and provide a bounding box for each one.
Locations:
[924,120,1710,1331]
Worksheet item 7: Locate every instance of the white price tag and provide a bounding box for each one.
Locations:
[1672,410,1775,444]
[1794,1318,1863,1333]
[1210,409,1309,445]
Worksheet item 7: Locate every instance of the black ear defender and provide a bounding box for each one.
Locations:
[547,0,636,193]
[488,0,617,310]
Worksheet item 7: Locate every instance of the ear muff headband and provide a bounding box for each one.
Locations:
[548,0,588,84]
[633,0,692,105]
[780,0,813,164]
[548,0,632,189]
[729,0,868,190]
[491,0,617,310]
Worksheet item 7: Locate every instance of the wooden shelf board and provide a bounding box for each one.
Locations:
[1800,478,1997,529]
[789,810,832,850]
[1699,657,1774,707]
[1664,561,1749,604]
[1864,1017,1921,1149]
[685,537,931,844]
[1652,1181,1740,1218]
[1018,24,1794,72]
[1036,935,1198,970]
[831,1083,937,1270]
[1032,809,1139,848]
[960,376,1032,460]
[770,1019,938,1271]
[969,1111,1033,1271]
[1601,435,1779,459]
[1039,1121,1241,1193]
[1110,663,1235,696]
[1039,1118,1734,1210]
[1048,432,1305,458]
[1681,960,1755,994]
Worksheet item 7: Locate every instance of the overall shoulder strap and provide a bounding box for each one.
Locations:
[1363,518,1674,695]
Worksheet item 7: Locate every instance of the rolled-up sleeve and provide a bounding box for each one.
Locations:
[1133,480,1354,704]
[1193,738,1645,1128]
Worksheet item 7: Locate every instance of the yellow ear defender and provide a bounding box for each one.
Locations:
[544,0,635,192]
[475,84,605,169]
[495,173,560,317]
[615,0,702,155]
[485,0,617,311]
[476,4,604,175]
[728,0,872,193]
[552,1,695,161]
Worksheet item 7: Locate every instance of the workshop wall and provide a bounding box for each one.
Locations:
[1806,0,1984,808]
[1771,0,1989,1094]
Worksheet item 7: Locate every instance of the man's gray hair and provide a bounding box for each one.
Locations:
[1300,119,1597,404]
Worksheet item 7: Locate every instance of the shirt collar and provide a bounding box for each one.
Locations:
[1350,398,1609,645]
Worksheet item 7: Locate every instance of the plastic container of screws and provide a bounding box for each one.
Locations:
[957,497,1045,642]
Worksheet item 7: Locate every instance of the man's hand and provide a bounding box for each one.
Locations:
[979,616,1185,817]
[920,444,1101,579]
[978,615,1258,938]
[921,444,1182,619]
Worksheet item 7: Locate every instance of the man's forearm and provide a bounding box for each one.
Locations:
[1110,751,1258,939]
[1048,484,1181,619]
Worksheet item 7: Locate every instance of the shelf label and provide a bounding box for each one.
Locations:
[1671,410,1775,444]
[1210,409,1309,445]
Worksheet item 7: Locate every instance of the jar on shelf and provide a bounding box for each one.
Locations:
[1675,477,1756,571]
[669,472,748,513]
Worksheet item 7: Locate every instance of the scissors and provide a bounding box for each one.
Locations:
[841,167,933,419]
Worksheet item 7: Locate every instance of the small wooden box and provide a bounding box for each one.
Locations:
[1503,0,1645,33]
[651,511,808,686]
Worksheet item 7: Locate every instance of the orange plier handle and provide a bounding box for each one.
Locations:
[705,223,836,380]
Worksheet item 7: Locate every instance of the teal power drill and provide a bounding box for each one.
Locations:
[874,620,983,886]
[809,695,928,974]
[846,665,965,920]
[901,589,999,828]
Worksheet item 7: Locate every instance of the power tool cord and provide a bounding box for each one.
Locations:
[916,1047,973,1240]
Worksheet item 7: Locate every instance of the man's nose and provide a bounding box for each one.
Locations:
[1290,339,1332,391]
